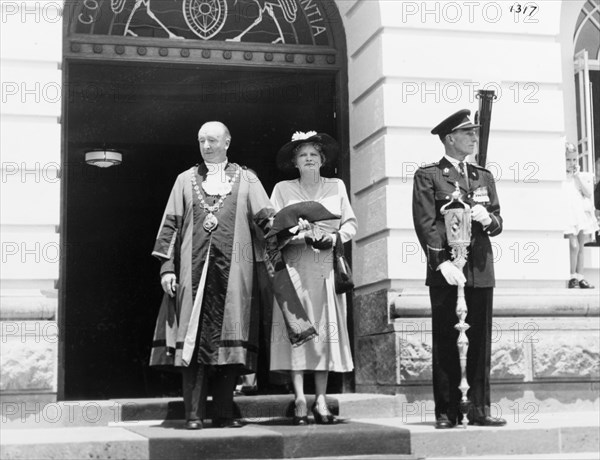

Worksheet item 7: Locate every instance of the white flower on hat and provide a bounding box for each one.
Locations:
[291,131,317,142]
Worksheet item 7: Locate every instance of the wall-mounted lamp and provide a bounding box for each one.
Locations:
[85,149,123,168]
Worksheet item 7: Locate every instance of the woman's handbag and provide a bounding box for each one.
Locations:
[333,232,354,294]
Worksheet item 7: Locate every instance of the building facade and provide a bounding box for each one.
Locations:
[1,0,598,413]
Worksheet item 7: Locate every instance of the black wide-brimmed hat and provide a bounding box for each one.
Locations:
[266,201,340,239]
[431,109,480,140]
[276,131,339,172]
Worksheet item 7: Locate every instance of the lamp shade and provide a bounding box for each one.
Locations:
[85,149,123,168]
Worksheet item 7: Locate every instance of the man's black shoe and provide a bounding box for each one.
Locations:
[435,416,455,429]
[240,385,258,396]
[212,418,244,428]
[185,420,203,430]
[468,416,507,426]
[579,279,595,289]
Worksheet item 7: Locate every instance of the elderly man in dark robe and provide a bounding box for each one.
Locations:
[149,121,276,430]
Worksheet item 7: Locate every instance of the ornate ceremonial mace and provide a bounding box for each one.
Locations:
[439,89,497,429]
[441,186,472,429]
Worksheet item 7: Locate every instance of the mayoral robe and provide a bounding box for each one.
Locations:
[149,163,275,372]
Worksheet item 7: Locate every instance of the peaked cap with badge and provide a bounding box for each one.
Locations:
[431,109,480,141]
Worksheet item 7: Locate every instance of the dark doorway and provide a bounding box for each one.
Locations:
[62,61,339,400]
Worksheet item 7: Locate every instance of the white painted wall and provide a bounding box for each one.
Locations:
[1,1,62,284]
[0,0,63,396]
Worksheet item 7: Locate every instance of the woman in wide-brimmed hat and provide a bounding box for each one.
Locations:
[269,131,357,425]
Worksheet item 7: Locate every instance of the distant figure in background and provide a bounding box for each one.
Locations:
[563,142,597,289]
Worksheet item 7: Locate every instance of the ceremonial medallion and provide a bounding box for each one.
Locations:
[191,164,240,233]
[203,213,219,232]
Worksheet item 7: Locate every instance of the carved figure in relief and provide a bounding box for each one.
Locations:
[226,0,298,43]
[111,0,184,39]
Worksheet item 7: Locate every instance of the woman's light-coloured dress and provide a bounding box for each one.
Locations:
[269,177,357,372]
[563,171,598,236]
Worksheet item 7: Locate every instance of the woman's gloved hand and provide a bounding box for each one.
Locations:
[309,232,334,250]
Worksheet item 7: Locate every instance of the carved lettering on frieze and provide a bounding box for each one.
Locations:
[73,0,333,46]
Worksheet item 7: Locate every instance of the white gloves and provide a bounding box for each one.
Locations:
[161,273,178,297]
[438,261,466,286]
[436,205,490,286]
[471,204,492,226]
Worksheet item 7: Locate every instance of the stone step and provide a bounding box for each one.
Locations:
[424,454,599,460]
[357,411,599,459]
[391,288,600,318]
[0,420,413,459]
[1,412,598,460]
[3,393,598,429]
[119,394,321,423]
[293,455,600,460]
[290,456,419,460]
[1,394,405,427]
[118,393,406,423]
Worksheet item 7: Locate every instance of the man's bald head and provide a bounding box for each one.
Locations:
[198,121,231,164]
[200,121,231,141]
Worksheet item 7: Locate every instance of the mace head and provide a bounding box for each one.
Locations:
[451,182,462,200]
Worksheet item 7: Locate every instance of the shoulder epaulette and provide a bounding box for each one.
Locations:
[419,161,439,169]
[471,163,491,172]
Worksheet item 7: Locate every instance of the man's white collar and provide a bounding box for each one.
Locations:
[444,154,465,171]
[205,160,228,176]
[203,160,232,196]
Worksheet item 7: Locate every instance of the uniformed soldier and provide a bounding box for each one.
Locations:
[412,109,507,429]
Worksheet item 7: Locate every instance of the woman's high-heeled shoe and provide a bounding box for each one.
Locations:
[293,399,309,426]
[311,402,340,424]
[293,415,309,425]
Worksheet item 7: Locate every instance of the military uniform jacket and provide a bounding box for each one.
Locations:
[412,157,503,288]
